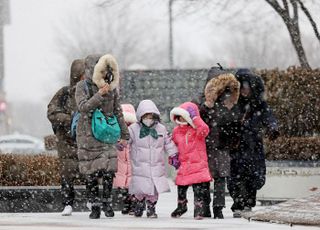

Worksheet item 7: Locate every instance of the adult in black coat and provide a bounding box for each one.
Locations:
[227,68,280,218]
[193,66,241,219]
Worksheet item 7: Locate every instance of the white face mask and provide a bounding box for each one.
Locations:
[142,118,154,127]
[175,119,188,126]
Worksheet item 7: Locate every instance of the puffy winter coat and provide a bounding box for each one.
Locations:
[113,104,137,189]
[129,100,178,196]
[75,54,129,175]
[47,59,84,179]
[193,69,241,178]
[170,102,212,186]
[229,69,279,189]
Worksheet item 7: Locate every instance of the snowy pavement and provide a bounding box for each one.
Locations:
[0,182,317,230]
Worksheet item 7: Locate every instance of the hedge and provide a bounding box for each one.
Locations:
[0,154,60,186]
[265,137,320,161]
[259,67,320,137]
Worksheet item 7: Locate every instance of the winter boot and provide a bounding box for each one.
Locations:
[134,199,145,217]
[61,205,73,216]
[146,200,158,218]
[128,197,136,215]
[89,205,101,219]
[213,206,224,219]
[102,202,114,217]
[203,204,212,218]
[171,199,188,218]
[121,196,131,215]
[194,201,204,220]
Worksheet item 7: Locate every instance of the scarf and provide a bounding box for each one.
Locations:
[139,124,158,139]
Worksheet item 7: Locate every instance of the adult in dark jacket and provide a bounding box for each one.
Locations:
[75,54,129,219]
[193,66,241,219]
[47,59,85,216]
[227,69,280,218]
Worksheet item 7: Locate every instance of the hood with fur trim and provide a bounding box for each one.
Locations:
[170,102,199,128]
[92,54,120,90]
[136,100,160,122]
[121,104,137,124]
[84,54,102,80]
[70,59,85,88]
[204,73,240,107]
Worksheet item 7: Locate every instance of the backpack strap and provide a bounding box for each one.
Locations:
[83,79,94,98]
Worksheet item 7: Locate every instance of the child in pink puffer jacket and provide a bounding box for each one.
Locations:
[113,104,137,215]
[169,102,212,220]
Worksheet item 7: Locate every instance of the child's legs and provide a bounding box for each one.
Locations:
[202,182,211,209]
[177,185,189,201]
[192,182,207,203]
[192,182,208,217]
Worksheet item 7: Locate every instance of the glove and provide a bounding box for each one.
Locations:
[168,154,180,170]
[186,106,197,119]
[115,143,125,151]
[268,129,280,141]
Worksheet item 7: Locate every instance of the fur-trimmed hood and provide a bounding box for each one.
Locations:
[92,54,120,91]
[204,73,240,108]
[121,104,137,124]
[70,59,85,88]
[170,102,199,128]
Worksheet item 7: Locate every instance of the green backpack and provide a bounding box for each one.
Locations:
[91,109,121,144]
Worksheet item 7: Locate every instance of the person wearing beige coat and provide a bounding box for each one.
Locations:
[75,54,129,219]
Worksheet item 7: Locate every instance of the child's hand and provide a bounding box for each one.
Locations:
[116,143,125,151]
[168,154,180,170]
[115,139,128,151]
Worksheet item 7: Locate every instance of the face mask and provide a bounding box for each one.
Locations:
[176,119,188,126]
[142,118,154,127]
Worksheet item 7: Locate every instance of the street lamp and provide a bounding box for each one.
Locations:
[168,0,174,69]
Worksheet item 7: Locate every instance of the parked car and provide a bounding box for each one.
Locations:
[0,134,45,154]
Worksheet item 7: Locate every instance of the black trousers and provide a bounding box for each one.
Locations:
[203,177,226,209]
[86,170,115,205]
[227,165,265,211]
[61,176,75,206]
[177,182,210,203]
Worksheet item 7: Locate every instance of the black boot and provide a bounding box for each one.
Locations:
[203,204,212,218]
[146,200,158,218]
[103,202,114,217]
[213,206,224,219]
[171,199,188,218]
[89,205,101,219]
[194,201,204,220]
[121,196,132,215]
[128,196,136,215]
[134,199,145,217]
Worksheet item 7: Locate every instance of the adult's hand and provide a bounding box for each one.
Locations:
[98,83,110,95]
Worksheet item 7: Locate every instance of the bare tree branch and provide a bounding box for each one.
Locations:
[298,0,320,44]
[282,0,289,12]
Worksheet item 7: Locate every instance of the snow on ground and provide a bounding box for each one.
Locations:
[0,182,317,230]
